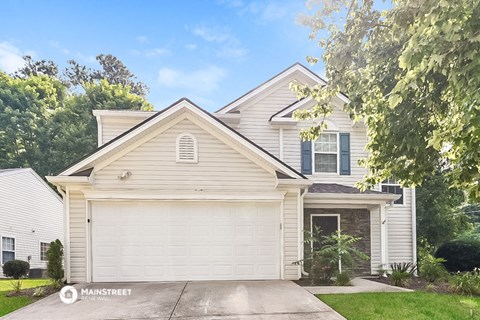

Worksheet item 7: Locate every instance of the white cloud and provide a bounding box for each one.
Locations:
[185,43,197,50]
[145,48,170,57]
[157,65,227,94]
[221,0,293,23]
[136,35,149,44]
[190,25,247,59]
[130,48,170,57]
[192,26,231,43]
[0,42,25,73]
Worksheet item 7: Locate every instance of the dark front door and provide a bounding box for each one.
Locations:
[312,215,339,249]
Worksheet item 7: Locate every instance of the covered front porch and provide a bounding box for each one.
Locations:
[302,183,400,275]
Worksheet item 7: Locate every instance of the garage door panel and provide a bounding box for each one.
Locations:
[92,201,280,282]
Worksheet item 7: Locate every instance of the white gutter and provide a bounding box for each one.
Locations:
[411,188,417,268]
[56,186,70,283]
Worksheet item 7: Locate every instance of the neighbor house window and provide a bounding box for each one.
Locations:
[2,237,15,264]
[176,133,198,163]
[314,133,338,173]
[40,242,49,261]
[381,178,404,205]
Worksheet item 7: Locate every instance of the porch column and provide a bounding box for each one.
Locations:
[380,204,388,271]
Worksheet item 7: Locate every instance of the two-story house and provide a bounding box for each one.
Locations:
[47,63,416,283]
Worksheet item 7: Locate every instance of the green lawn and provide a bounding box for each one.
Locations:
[0,279,51,317]
[319,292,480,320]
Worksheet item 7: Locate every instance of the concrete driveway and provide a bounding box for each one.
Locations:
[1,281,344,320]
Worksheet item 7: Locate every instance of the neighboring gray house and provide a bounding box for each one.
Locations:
[48,63,415,283]
[0,168,63,277]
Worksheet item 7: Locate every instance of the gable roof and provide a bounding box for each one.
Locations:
[57,98,307,180]
[0,168,62,202]
[216,63,349,114]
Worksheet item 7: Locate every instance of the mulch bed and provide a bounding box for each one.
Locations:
[293,278,336,287]
[367,276,452,294]
[6,286,59,298]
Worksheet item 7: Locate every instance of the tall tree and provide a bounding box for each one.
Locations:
[416,172,470,248]
[294,0,480,199]
[13,55,59,78]
[0,72,65,176]
[63,54,149,96]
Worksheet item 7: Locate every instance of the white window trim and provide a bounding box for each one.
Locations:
[310,214,341,250]
[175,132,198,163]
[1,236,16,265]
[312,132,340,175]
[40,241,50,262]
[380,181,406,207]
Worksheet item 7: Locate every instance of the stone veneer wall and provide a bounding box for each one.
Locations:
[304,208,371,276]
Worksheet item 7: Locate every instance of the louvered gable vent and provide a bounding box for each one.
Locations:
[176,133,198,163]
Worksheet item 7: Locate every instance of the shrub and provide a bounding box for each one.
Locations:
[2,260,30,279]
[33,286,45,297]
[450,269,480,295]
[389,262,416,287]
[335,271,352,286]
[390,262,417,274]
[294,227,369,285]
[418,239,449,282]
[391,270,411,287]
[436,240,480,272]
[10,280,22,292]
[46,239,64,282]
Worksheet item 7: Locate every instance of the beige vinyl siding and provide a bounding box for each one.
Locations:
[68,191,86,282]
[102,118,146,145]
[0,170,63,276]
[94,119,276,191]
[387,188,414,263]
[235,81,298,158]
[283,192,300,279]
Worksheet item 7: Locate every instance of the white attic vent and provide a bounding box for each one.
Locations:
[176,133,198,163]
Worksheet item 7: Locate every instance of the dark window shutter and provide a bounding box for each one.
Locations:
[339,133,351,175]
[300,140,312,175]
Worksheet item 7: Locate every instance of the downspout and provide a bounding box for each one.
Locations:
[300,187,309,277]
[411,188,417,271]
[56,186,70,283]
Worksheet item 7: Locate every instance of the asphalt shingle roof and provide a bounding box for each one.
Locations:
[308,183,384,194]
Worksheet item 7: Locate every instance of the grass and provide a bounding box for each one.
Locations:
[0,279,51,317]
[318,292,480,320]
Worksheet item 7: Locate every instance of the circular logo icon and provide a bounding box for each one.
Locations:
[59,286,78,304]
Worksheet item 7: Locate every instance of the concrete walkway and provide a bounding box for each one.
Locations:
[1,281,345,320]
[304,277,413,294]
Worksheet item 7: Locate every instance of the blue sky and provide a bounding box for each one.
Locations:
[0,1,328,112]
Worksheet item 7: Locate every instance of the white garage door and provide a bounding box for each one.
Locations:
[91,201,281,282]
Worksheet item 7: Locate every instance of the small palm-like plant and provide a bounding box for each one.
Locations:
[294,227,369,284]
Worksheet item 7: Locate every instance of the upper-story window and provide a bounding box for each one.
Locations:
[313,133,338,173]
[381,178,404,205]
[176,133,198,163]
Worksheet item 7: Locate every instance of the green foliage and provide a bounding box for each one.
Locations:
[450,269,480,296]
[436,240,480,272]
[2,260,30,279]
[390,262,417,275]
[32,286,45,297]
[391,270,411,287]
[46,239,64,282]
[389,262,416,287]
[418,240,449,283]
[10,280,22,293]
[296,0,480,200]
[294,227,369,285]
[0,58,153,177]
[416,173,470,248]
[335,271,352,286]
